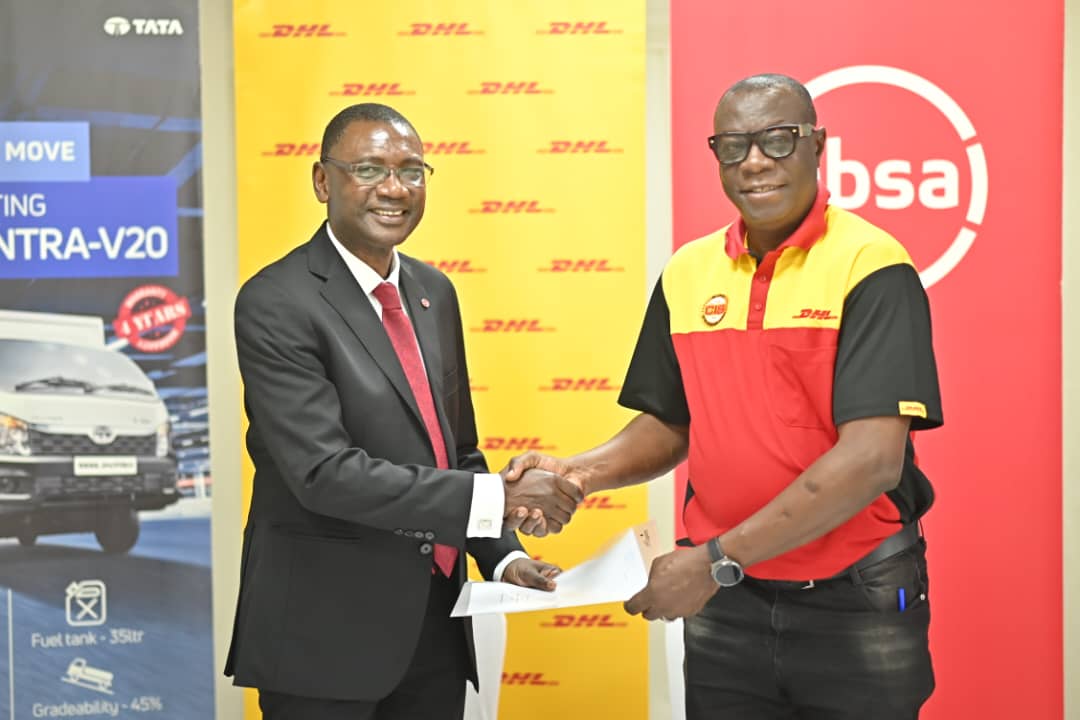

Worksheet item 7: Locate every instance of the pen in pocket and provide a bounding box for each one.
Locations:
[897,587,907,612]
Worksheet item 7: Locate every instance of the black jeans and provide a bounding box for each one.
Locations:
[684,540,934,719]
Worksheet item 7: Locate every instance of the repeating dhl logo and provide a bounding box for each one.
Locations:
[330,83,415,97]
[262,142,320,157]
[792,308,839,320]
[540,614,628,627]
[469,200,554,214]
[539,259,624,272]
[538,140,623,154]
[470,319,555,333]
[580,495,628,510]
[481,437,555,451]
[423,141,485,155]
[469,382,489,392]
[398,22,483,36]
[425,259,487,273]
[539,378,620,391]
[259,24,345,38]
[537,21,623,35]
[502,672,559,686]
[467,81,553,95]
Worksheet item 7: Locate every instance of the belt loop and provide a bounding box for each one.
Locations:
[846,565,865,586]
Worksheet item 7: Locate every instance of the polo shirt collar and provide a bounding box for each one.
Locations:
[724,186,831,260]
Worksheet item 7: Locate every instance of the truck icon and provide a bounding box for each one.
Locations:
[0,310,179,553]
[61,657,114,694]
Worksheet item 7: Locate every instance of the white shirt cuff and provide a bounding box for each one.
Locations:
[467,472,505,538]
[493,551,531,582]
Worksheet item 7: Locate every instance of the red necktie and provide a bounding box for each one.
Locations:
[372,281,458,577]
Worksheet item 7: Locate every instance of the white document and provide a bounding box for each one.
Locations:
[451,521,660,617]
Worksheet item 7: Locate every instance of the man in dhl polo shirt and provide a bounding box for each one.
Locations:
[505,73,943,718]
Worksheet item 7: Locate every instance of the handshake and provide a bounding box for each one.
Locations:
[498,452,584,537]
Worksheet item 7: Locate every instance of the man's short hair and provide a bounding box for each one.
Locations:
[320,104,420,160]
[719,74,817,125]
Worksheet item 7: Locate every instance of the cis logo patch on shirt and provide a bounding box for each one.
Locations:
[898,401,927,418]
[702,294,728,326]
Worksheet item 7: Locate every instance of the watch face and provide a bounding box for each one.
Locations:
[711,559,743,587]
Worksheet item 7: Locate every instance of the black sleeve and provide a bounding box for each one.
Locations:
[617,277,691,426]
[833,263,943,430]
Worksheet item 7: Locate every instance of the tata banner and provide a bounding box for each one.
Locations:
[0,1,214,718]
[671,3,1063,719]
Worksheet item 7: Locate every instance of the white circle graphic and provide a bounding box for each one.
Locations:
[805,65,988,288]
[103,17,131,36]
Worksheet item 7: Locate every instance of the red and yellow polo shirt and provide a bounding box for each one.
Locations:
[619,189,943,580]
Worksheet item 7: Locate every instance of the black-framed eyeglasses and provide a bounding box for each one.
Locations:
[707,123,818,166]
[321,157,434,187]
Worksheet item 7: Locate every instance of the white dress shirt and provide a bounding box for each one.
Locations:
[326,223,526,579]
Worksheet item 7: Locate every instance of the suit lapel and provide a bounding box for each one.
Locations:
[309,229,425,428]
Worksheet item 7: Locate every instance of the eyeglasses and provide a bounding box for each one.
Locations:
[321,157,434,187]
[707,123,818,165]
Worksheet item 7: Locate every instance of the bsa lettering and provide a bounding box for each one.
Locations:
[262,143,320,157]
[793,308,839,320]
[472,319,555,332]
[542,378,620,391]
[260,24,344,38]
[501,672,559,686]
[542,259,624,272]
[541,614,627,627]
[426,260,486,273]
[580,495,627,510]
[423,141,484,155]
[331,83,414,97]
[542,21,620,35]
[541,140,622,154]
[470,200,553,214]
[400,22,481,36]
[468,81,552,95]
[482,438,555,451]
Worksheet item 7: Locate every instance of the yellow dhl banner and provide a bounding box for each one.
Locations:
[233,1,647,717]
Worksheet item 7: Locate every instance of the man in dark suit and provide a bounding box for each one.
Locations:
[225,103,582,720]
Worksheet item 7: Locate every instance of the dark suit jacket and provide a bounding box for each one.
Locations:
[224,224,523,700]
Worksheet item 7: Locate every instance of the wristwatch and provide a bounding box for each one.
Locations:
[707,537,745,587]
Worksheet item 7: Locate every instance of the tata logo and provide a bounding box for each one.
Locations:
[540,378,620,391]
[793,308,839,320]
[103,17,184,36]
[423,141,485,155]
[541,614,627,627]
[262,143,321,157]
[580,496,628,510]
[482,438,555,451]
[806,65,987,288]
[469,200,554,214]
[539,141,622,154]
[541,259,624,272]
[502,672,559,686]
[259,24,345,38]
[426,259,487,273]
[471,319,555,333]
[89,426,117,445]
[468,81,553,95]
[539,21,621,35]
[399,22,482,36]
[330,83,414,97]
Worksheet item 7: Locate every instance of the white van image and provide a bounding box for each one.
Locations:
[0,309,178,553]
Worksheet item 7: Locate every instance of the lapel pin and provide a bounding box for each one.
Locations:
[420,298,431,309]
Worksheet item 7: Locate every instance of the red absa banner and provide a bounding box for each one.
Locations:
[671,3,1063,718]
